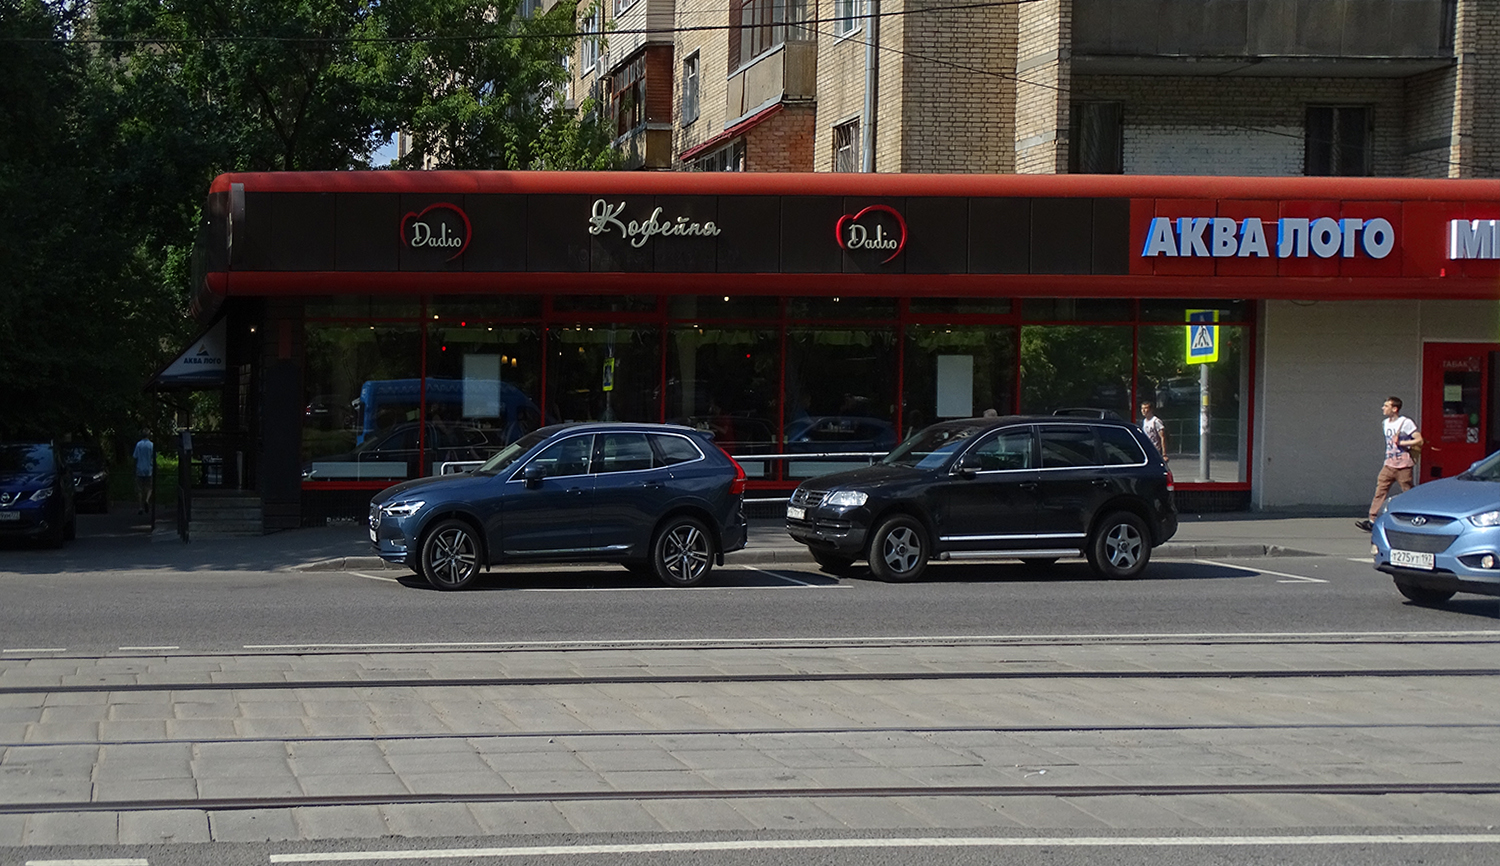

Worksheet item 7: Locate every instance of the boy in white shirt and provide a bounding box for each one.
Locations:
[1356,396,1423,532]
[1140,401,1167,461]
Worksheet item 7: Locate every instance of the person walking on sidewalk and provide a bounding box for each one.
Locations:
[1356,396,1423,532]
[132,430,154,514]
[1140,400,1168,461]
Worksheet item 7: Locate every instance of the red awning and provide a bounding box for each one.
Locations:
[679,103,784,162]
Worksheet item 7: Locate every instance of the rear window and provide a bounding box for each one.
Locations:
[651,434,703,465]
[1099,427,1147,465]
[1040,426,1097,468]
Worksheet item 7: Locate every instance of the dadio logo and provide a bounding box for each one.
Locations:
[836,205,907,264]
[401,203,471,261]
[1142,216,1395,260]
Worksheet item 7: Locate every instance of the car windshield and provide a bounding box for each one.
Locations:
[1460,450,1500,482]
[64,446,104,471]
[0,444,56,474]
[881,424,983,470]
[474,428,552,475]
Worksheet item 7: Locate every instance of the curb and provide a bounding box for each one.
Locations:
[293,543,1322,573]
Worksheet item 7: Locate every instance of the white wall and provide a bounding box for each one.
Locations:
[1254,300,1500,509]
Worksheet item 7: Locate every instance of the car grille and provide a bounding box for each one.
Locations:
[1388,512,1459,529]
[790,487,828,507]
[1385,530,1458,554]
[0,492,16,507]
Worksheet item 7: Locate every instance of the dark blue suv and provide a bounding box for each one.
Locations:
[0,442,77,547]
[370,423,748,589]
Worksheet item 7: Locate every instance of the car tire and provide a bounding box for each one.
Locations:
[1395,581,1455,605]
[812,551,857,575]
[1087,511,1151,579]
[420,519,482,590]
[1021,557,1058,568]
[652,516,714,587]
[869,515,929,583]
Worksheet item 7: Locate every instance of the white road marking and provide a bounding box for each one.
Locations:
[1195,559,1328,583]
[242,628,1500,650]
[2,648,66,653]
[1350,557,1375,563]
[731,564,836,587]
[350,572,399,583]
[268,833,1500,862]
[118,646,178,651]
[27,859,150,866]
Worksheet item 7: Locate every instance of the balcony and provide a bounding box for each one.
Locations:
[1072,0,1456,77]
[726,39,817,123]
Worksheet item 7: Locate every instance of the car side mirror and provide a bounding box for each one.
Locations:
[522,463,547,488]
[955,455,981,479]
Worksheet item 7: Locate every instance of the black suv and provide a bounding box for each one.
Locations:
[786,416,1177,581]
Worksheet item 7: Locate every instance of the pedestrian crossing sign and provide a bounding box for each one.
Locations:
[1185,309,1219,365]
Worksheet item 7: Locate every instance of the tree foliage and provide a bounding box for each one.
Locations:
[0,0,613,444]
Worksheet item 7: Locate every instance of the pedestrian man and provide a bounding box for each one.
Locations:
[1356,396,1423,532]
[1140,400,1167,461]
[132,430,154,514]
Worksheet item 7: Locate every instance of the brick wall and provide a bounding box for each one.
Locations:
[672,0,731,165]
[1451,0,1500,178]
[1073,76,1409,176]
[645,45,675,124]
[746,104,816,171]
[898,0,1015,172]
[1013,0,1069,173]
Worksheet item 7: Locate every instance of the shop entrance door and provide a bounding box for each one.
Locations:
[1420,343,1500,481]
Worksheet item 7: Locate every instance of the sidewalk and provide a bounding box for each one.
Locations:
[0,507,1377,575]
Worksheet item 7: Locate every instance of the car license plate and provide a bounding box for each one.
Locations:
[1391,549,1435,570]
[786,505,805,521]
[369,526,378,544]
[0,511,18,522]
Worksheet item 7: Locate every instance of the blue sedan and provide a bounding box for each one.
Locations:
[1373,450,1500,604]
[369,423,747,589]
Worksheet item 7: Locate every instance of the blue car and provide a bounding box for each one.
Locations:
[369,423,748,589]
[1374,450,1500,604]
[0,442,77,547]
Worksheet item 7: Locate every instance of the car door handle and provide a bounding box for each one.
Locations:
[1091,479,1112,488]
[1019,482,1038,491]
[641,481,664,489]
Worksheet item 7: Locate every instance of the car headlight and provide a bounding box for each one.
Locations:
[381,500,425,517]
[823,490,868,508]
[29,488,53,502]
[1469,510,1500,527]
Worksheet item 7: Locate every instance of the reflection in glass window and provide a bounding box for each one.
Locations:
[786,327,897,442]
[1137,325,1248,481]
[904,325,1016,432]
[1139,299,1249,323]
[546,325,661,423]
[596,433,655,473]
[1040,426,1097,468]
[966,429,1034,472]
[426,325,543,452]
[1022,298,1132,322]
[667,295,780,321]
[651,434,703,465]
[1020,325,1132,418]
[303,324,422,481]
[1100,426,1147,465]
[667,327,779,457]
[787,296,895,320]
[527,434,594,478]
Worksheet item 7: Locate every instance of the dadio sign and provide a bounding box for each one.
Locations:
[401,203,471,262]
[1142,216,1395,260]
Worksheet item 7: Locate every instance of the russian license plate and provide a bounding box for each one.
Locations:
[369,526,378,544]
[0,511,19,522]
[1391,549,1435,570]
[786,505,805,521]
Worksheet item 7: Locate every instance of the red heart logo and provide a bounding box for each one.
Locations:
[400,202,472,261]
[835,204,907,264]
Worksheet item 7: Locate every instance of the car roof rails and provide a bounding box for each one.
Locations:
[1052,407,1126,421]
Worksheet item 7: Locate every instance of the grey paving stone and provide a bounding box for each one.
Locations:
[107,702,174,721]
[555,799,668,833]
[639,797,761,832]
[693,767,821,789]
[497,769,614,794]
[24,721,99,742]
[291,804,390,840]
[851,745,983,768]
[40,703,107,722]
[893,795,1027,829]
[0,775,93,803]
[165,719,239,740]
[94,777,199,802]
[118,808,212,843]
[1066,794,1212,829]
[0,722,30,744]
[23,810,119,845]
[764,748,881,769]
[479,750,592,773]
[804,765,922,789]
[234,718,313,739]
[1151,793,1302,828]
[803,795,930,830]
[289,752,395,777]
[0,814,24,845]
[597,769,718,791]
[379,802,484,837]
[290,739,391,760]
[400,771,510,794]
[381,737,482,756]
[172,700,240,720]
[976,795,1113,829]
[192,755,294,779]
[382,749,491,775]
[726,796,846,830]
[209,807,300,842]
[2,743,100,771]
[466,801,574,834]
[575,748,689,772]
[298,772,410,796]
[97,719,171,741]
[671,749,786,770]
[199,775,304,799]
[237,700,308,718]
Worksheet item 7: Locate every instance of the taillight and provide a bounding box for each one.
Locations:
[1166,468,1175,492]
[726,453,747,496]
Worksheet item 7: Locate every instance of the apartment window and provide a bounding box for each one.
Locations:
[682,53,700,126]
[730,0,808,70]
[834,0,862,36]
[691,140,745,172]
[581,8,602,72]
[833,119,860,172]
[1068,102,1123,174]
[1305,106,1372,176]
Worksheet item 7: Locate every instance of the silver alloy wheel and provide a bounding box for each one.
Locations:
[1103,521,1143,569]
[881,525,923,574]
[661,522,711,584]
[427,525,478,587]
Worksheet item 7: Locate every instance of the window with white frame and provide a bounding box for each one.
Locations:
[581,7,602,72]
[682,53,700,126]
[834,0,862,36]
[833,119,860,172]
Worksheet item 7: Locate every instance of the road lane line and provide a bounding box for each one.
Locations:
[118,646,179,651]
[732,565,822,587]
[1195,559,1329,583]
[26,859,150,866]
[2,648,66,653]
[350,572,400,583]
[268,833,1500,861]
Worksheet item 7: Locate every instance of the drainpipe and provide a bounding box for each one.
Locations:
[861,0,879,172]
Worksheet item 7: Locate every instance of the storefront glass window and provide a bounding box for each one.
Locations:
[666,327,780,467]
[305,297,422,319]
[908,298,1013,316]
[667,295,780,321]
[546,325,661,422]
[1019,325,1133,418]
[787,297,896,320]
[903,326,1017,433]
[1022,298,1132,322]
[552,295,659,314]
[786,327,898,476]
[429,295,542,320]
[1137,325,1249,482]
[1139,299,1250,323]
[424,324,544,471]
[302,324,423,481]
